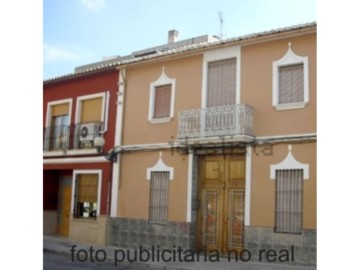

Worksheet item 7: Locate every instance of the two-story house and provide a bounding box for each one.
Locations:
[43,65,121,245]
[43,22,316,266]
[105,23,316,266]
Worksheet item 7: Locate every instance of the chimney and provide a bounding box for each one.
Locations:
[168,30,179,43]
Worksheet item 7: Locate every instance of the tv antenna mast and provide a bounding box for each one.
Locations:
[218,12,224,39]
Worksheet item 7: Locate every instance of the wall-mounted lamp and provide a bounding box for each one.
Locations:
[94,135,121,163]
[94,136,105,153]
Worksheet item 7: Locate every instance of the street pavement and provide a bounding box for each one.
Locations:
[44,252,158,270]
[43,236,316,270]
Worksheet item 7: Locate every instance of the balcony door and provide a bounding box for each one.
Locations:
[50,114,69,150]
[196,154,245,254]
[203,58,237,136]
[206,58,236,108]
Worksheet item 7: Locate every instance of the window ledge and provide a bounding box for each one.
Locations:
[274,102,307,111]
[72,217,97,223]
[149,117,172,124]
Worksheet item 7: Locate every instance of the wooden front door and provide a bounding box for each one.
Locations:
[196,155,245,254]
[57,177,72,236]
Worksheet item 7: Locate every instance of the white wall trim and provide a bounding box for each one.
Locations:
[122,142,180,150]
[43,156,108,164]
[43,148,98,157]
[186,152,193,222]
[71,169,102,217]
[270,145,309,179]
[110,69,125,217]
[272,42,309,110]
[45,98,73,127]
[245,145,252,226]
[255,133,317,141]
[103,91,110,133]
[201,45,241,108]
[148,67,176,123]
[146,152,174,180]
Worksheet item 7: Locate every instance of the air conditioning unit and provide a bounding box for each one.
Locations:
[79,123,97,142]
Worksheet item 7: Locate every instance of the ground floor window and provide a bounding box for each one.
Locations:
[149,171,169,224]
[74,173,99,218]
[275,169,303,233]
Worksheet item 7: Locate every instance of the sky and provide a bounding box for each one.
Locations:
[43,0,316,79]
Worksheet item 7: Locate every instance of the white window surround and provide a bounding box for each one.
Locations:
[148,67,176,124]
[245,145,252,226]
[146,152,174,180]
[75,91,109,133]
[270,145,309,180]
[201,45,241,108]
[186,151,193,222]
[71,170,102,217]
[272,42,309,110]
[45,98,73,127]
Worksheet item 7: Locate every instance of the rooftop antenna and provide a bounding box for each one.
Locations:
[218,12,223,39]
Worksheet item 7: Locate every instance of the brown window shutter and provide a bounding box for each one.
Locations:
[207,58,236,107]
[77,174,98,203]
[278,64,304,104]
[51,103,69,117]
[80,97,102,123]
[153,84,171,118]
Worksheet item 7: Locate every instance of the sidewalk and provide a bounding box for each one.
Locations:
[43,236,316,270]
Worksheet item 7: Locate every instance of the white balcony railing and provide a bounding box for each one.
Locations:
[177,104,254,139]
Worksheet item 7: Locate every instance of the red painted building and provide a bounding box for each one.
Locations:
[43,67,121,244]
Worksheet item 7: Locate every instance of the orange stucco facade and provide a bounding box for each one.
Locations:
[118,150,189,221]
[118,29,316,227]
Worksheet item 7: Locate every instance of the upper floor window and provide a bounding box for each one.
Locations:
[202,46,240,108]
[207,58,236,107]
[148,67,175,124]
[75,92,109,149]
[272,43,309,110]
[153,84,171,118]
[44,99,72,151]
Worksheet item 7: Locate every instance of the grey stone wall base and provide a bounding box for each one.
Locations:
[108,218,193,251]
[244,226,316,266]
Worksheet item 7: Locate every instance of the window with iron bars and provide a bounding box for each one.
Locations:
[149,171,169,224]
[275,169,303,234]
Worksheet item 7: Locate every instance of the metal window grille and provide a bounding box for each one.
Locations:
[74,174,98,218]
[207,58,236,107]
[153,85,171,118]
[149,171,169,224]
[278,64,304,104]
[275,169,303,233]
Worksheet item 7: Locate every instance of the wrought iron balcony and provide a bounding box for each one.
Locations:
[43,121,104,151]
[177,104,254,140]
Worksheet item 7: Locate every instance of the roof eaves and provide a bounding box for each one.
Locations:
[44,22,316,83]
[115,21,316,67]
